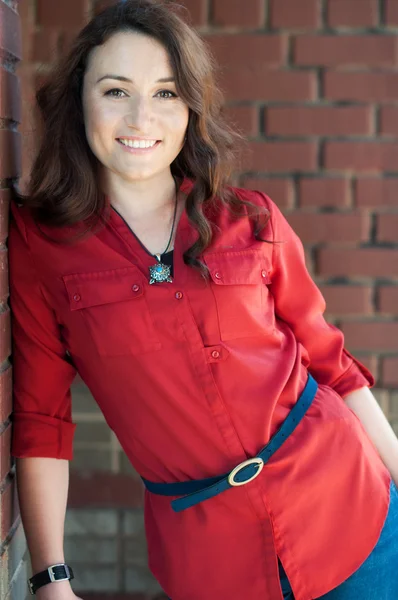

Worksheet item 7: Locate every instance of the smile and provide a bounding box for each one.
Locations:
[117,138,159,149]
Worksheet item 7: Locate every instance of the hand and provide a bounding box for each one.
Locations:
[35,580,83,600]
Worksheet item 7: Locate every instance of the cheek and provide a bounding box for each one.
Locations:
[165,108,189,140]
[84,101,115,146]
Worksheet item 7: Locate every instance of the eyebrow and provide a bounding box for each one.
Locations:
[96,74,176,84]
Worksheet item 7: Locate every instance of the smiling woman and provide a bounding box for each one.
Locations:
[8,2,398,600]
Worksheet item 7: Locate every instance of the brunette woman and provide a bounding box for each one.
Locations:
[9,2,398,599]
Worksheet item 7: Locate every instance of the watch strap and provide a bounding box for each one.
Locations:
[28,563,74,595]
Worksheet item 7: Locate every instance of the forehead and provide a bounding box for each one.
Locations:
[85,31,173,78]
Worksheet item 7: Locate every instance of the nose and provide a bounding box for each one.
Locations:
[124,95,153,130]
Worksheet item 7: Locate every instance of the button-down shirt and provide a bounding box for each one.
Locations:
[9,179,390,600]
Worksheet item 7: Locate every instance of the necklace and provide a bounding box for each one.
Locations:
[148,179,178,285]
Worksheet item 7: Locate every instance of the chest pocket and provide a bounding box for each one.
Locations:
[202,250,274,341]
[63,267,161,357]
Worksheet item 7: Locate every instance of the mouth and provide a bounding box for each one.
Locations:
[116,137,161,150]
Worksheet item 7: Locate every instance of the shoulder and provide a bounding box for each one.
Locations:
[9,201,35,245]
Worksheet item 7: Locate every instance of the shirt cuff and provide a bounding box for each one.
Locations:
[332,351,375,399]
[11,412,76,460]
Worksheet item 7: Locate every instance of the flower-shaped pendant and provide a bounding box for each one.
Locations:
[149,261,173,284]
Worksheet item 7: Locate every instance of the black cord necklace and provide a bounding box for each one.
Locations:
[148,178,178,285]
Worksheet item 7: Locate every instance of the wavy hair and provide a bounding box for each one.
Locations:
[17,0,268,271]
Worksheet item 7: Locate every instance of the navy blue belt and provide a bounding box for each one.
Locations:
[142,374,318,513]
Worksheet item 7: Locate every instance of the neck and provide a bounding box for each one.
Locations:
[104,170,179,219]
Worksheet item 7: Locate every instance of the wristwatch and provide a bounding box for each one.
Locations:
[28,563,74,595]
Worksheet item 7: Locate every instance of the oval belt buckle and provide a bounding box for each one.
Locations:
[228,457,264,487]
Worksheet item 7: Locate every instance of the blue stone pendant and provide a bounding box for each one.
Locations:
[149,260,173,285]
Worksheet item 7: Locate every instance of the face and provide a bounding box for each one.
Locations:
[82,31,189,183]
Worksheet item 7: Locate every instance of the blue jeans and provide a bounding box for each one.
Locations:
[279,479,398,599]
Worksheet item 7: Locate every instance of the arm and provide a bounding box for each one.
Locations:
[344,387,398,486]
[261,193,374,396]
[9,203,80,598]
[260,195,398,482]
[16,458,81,599]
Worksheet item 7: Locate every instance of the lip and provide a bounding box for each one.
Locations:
[116,138,161,154]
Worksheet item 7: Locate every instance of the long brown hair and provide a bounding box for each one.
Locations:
[18,0,268,271]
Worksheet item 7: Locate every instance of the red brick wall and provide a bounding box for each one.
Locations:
[1,1,32,598]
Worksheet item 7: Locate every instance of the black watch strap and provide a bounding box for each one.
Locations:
[28,564,74,595]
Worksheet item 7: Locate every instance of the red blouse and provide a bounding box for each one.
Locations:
[9,180,390,600]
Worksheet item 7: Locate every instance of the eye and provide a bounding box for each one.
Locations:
[104,88,127,98]
[156,90,178,100]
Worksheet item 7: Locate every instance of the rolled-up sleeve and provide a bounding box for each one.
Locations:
[261,193,374,398]
[9,202,77,459]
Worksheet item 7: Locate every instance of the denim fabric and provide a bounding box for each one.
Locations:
[279,479,398,600]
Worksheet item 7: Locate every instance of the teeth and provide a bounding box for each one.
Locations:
[119,139,157,149]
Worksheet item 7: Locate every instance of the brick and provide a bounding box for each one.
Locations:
[19,0,35,61]
[299,177,351,207]
[324,71,398,103]
[295,35,398,67]
[380,106,398,136]
[65,509,118,535]
[1,480,17,542]
[341,321,398,352]
[318,248,398,278]
[382,358,398,386]
[0,309,11,365]
[0,250,8,303]
[176,0,208,26]
[219,69,317,102]
[0,190,10,245]
[64,538,118,563]
[266,106,373,136]
[93,0,118,15]
[0,367,12,424]
[269,0,320,29]
[32,29,61,63]
[0,131,21,179]
[0,425,11,482]
[320,285,373,315]
[241,178,294,208]
[36,0,91,28]
[327,0,379,28]
[0,2,21,60]
[213,0,264,27]
[379,287,398,313]
[69,472,144,508]
[285,212,369,244]
[207,35,287,70]
[377,214,398,242]
[223,105,259,136]
[358,355,379,379]
[242,141,317,172]
[386,0,398,25]
[324,141,398,172]
[356,178,398,207]
[0,69,20,123]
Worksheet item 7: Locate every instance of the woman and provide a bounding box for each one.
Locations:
[9,1,398,599]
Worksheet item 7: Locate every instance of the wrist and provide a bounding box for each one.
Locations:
[35,579,73,599]
[28,564,74,596]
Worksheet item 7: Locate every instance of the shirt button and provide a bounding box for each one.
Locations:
[261,270,268,278]
[73,294,81,302]
[211,350,220,359]
[214,272,222,280]
[132,284,140,292]
[175,291,183,300]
